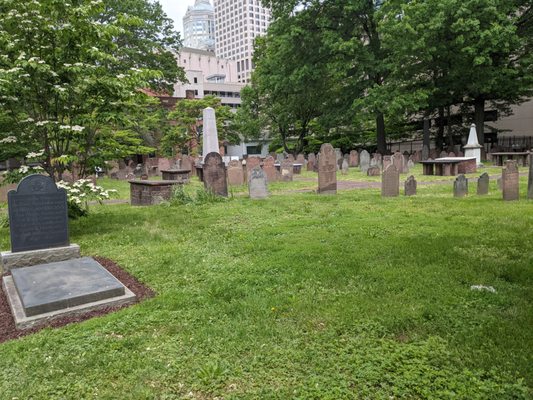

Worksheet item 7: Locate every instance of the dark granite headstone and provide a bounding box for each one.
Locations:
[8,175,69,253]
[404,175,417,196]
[477,172,489,195]
[381,165,399,197]
[454,174,468,197]
[318,143,337,194]
[203,152,228,197]
[502,160,519,201]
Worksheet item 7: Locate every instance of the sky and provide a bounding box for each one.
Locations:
[159,0,193,35]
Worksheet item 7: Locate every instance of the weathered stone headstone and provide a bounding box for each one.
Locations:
[337,156,344,171]
[381,165,399,197]
[7,175,69,253]
[404,175,417,196]
[367,166,380,176]
[246,155,261,179]
[202,107,220,157]
[502,160,519,201]
[527,150,533,200]
[248,166,268,199]
[439,150,448,159]
[477,172,489,195]
[392,152,404,174]
[203,152,227,196]
[407,159,415,169]
[263,156,278,182]
[454,174,468,197]
[334,148,342,171]
[360,150,370,173]
[349,150,359,167]
[307,153,316,172]
[280,159,293,182]
[296,154,306,166]
[448,152,456,158]
[383,156,392,171]
[318,143,337,194]
[429,149,438,159]
[227,160,244,186]
[341,159,349,175]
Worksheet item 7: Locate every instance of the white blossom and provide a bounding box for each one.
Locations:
[0,136,17,144]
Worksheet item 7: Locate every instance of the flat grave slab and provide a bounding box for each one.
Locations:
[10,257,129,317]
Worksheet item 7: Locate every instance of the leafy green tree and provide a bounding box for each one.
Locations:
[0,0,182,179]
[162,96,236,156]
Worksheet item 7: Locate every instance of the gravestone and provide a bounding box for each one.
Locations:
[263,156,278,182]
[341,159,349,175]
[392,152,404,174]
[477,172,489,195]
[8,175,69,253]
[203,152,228,197]
[307,153,315,172]
[383,156,392,171]
[296,154,306,166]
[318,143,337,194]
[280,159,293,182]
[246,156,261,181]
[381,165,399,197]
[502,160,519,201]
[360,150,370,173]
[448,152,456,158]
[227,160,244,186]
[440,151,448,159]
[454,174,468,197]
[248,166,268,199]
[404,175,417,196]
[334,148,342,171]
[407,159,415,169]
[367,166,380,176]
[337,156,344,171]
[349,150,359,167]
[527,150,533,200]
[202,107,220,156]
[373,153,383,168]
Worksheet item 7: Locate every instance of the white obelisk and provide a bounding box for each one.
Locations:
[463,124,483,166]
[202,107,219,158]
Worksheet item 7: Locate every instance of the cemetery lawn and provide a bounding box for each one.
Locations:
[1,180,532,399]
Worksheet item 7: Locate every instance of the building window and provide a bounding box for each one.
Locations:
[194,77,198,84]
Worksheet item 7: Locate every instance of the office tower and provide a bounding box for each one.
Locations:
[183,0,216,52]
[213,0,271,83]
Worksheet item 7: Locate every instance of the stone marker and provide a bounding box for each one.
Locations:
[463,124,483,166]
[367,166,380,176]
[454,174,468,197]
[502,160,519,201]
[383,156,392,171]
[392,152,404,174]
[404,175,417,196]
[318,143,337,194]
[248,166,268,199]
[407,159,415,169]
[360,150,370,173]
[307,153,316,172]
[477,172,489,195]
[440,150,448,159]
[227,160,244,186]
[203,152,228,196]
[202,107,220,157]
[349,150,359,167]
[341,159,349,175]
[7,175,69,253]
[381,165,399,197]
[527,150,533,200]
[263,156,278,182]
[280,159,293,181]
[334,148,342,171]
[246,155,261,175]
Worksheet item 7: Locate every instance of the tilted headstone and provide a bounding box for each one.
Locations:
[280,159,293,182]
[203,152,227,197]
[227,160,244,186]
[349,150,359,167]
[248,166,268,199]
[477,172,489,195]
[404,175,417,196]
[318,143,337,194]
[381,165,399,197]
[360,150,370,173]
[367,166,380,176]
[263,156,278,182]
[527,150,533,200]
[341,159,349,175]
[7,175,69,252]
[502,160,519,201]
[454,174,468,198]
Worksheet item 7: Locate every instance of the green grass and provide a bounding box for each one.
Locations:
[0,178,532,399]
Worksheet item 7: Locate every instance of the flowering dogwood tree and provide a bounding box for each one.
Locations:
[0,0,179,180]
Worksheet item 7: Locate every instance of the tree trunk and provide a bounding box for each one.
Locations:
[376,113,386,154]
[446,105,453,149]
[437,106,444,151]
[474,97,485,145]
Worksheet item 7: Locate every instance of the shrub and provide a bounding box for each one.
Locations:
[56,179,116,219]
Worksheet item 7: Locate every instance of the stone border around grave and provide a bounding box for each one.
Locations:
[2,276,136,330]
[0,244,80,273]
